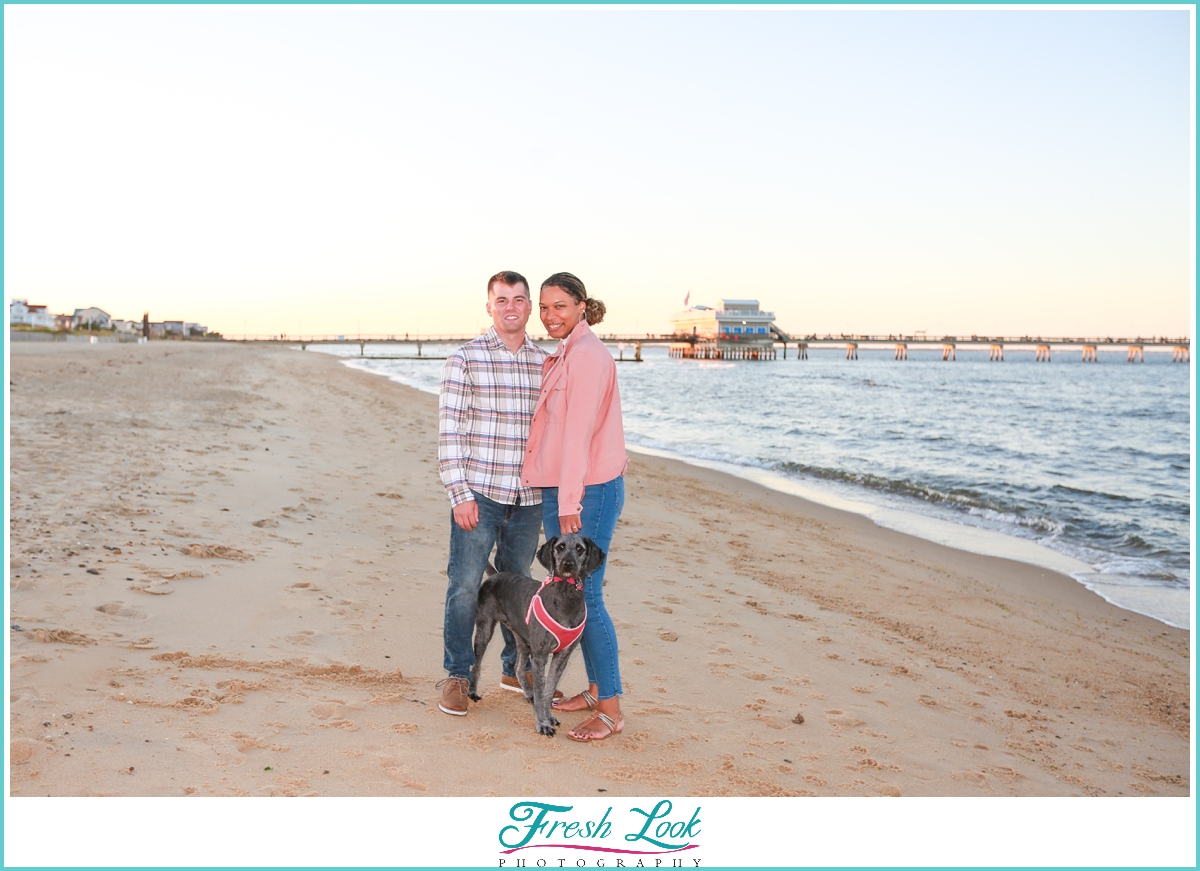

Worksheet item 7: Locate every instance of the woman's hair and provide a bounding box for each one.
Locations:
[541,272,606,326]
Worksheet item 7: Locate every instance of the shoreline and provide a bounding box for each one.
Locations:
[334,351,1192,631]
[7,341,1190,801]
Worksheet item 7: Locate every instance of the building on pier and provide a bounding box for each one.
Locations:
[669,299,779,360]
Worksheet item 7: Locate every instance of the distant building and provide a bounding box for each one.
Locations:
[54,313,74,331]
[184,322,208,337]
[72,307,112,330]
[9,299,56,328]
[163,320,185,336]
[111,319,139,335]
[148,322,166,338]
[670,299,778,359]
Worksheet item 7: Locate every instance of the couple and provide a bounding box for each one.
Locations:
[436,270,628,742]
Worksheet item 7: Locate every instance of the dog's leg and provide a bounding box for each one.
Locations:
[543,643,579,729]
[469,615,498,702]
[530,651,556,737]
[513,636,535,704]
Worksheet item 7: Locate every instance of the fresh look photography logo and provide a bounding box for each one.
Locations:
[498,800,702,867]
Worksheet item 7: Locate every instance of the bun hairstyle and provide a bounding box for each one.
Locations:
[541,272,606,326]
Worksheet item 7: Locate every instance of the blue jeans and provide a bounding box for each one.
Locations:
[541,477,624,701]
[444,490,543,679]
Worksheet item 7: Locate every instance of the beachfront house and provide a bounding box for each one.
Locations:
[111,319,139,335]
[163,320,186,337]
[72,307,112,330]
[9,299,56,329]
[54,313,74,331]
[669,298,779,359]
[184,322,208,337]
[148,322,166,338]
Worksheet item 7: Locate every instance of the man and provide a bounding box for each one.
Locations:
[436,271,549,716]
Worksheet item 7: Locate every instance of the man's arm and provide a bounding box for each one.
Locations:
[438,353,476,525]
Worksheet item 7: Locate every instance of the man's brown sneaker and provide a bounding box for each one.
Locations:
[437,676,470,716]
[500,672,564,699]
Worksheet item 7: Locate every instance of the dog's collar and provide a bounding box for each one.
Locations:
[544,573,583,592]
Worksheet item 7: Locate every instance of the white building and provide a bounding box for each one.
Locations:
[670,299,777,341]
[111,319,139,335]
[72,307,112,330]
[669,299,779,360]
[10,299,56,328]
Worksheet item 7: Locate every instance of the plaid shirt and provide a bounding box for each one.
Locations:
[438,327,548,507]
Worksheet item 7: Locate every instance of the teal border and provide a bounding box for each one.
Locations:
[1,2,1195,870]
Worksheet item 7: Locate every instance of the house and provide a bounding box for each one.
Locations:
[72,307,112,330]
[184,322,208,337]
[669,299,779,360]
[162,320,185,337]
[54,313,74,331]
[148,322,165,338]
[9,299,56,328]
[111,319,139,335]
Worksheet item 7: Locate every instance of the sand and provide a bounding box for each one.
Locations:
[6,341,1191,798]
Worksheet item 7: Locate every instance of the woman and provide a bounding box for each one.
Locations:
[522,272,629,742]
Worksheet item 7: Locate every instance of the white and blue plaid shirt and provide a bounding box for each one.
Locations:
[438,327,548,507]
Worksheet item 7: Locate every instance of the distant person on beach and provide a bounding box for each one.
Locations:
[436,271,549,717]
[523,272,630,742]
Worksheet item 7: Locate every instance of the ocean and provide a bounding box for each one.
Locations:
[312,342,1193,630]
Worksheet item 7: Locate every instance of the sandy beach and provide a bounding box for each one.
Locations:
[6,341,1191,798]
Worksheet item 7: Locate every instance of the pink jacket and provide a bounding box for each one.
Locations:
[521,320,629,517]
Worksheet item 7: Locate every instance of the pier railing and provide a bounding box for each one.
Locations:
[227,332,1189,363]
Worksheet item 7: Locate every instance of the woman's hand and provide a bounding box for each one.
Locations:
[560,513,583,534]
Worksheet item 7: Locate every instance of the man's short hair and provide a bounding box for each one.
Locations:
[487,271,529,298]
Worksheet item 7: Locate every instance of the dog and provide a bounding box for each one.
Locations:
[468,533,605,737]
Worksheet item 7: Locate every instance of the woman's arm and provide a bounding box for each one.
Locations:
[556,350,611,517]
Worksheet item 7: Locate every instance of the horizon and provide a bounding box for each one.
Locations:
[4,6,1194,338]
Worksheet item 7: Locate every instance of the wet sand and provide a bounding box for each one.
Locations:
[7,341,1190,799]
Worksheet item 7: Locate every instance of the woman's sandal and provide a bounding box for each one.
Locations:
[568,710,624,742]
[552,689,597,713]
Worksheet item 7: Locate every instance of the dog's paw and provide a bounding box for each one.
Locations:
[537,723,557,737]
[525,695,535,705]
[468,690,482,702]
[550,715,560,727]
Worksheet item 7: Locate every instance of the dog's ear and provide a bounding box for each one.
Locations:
[581,538,606,577]
[536,537,558,573]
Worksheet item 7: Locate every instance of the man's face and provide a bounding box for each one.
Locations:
[486,282,532,336]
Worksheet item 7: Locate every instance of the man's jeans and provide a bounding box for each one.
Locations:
[443,490,543,679]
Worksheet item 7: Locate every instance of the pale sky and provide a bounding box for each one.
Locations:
[4,6,1194,338]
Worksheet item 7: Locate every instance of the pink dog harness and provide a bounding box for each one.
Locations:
[526,575,587,653]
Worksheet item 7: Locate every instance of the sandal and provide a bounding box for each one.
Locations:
[568,710,624,742]
[552,689,597,713]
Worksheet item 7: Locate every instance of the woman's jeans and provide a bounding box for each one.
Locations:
[541,476,624,701]
[444,490,542,679]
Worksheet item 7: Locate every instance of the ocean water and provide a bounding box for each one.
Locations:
[312,342,1192,630]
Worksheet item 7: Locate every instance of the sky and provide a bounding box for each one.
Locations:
[4,6,1194,339]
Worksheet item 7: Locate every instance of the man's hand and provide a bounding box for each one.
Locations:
[453,500,479,531]
[559,513,582,534]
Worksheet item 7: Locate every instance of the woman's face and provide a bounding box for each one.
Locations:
[540,286,587,340]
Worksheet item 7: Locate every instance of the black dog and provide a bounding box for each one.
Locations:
[469,533,604,737]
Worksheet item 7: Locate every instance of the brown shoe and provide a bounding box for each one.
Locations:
[500,672,564,699]
[437,676,469,716]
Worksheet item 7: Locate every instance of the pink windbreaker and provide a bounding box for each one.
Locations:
[521,320,629,517]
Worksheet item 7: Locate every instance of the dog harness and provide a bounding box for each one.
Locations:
[526,575,587,653]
